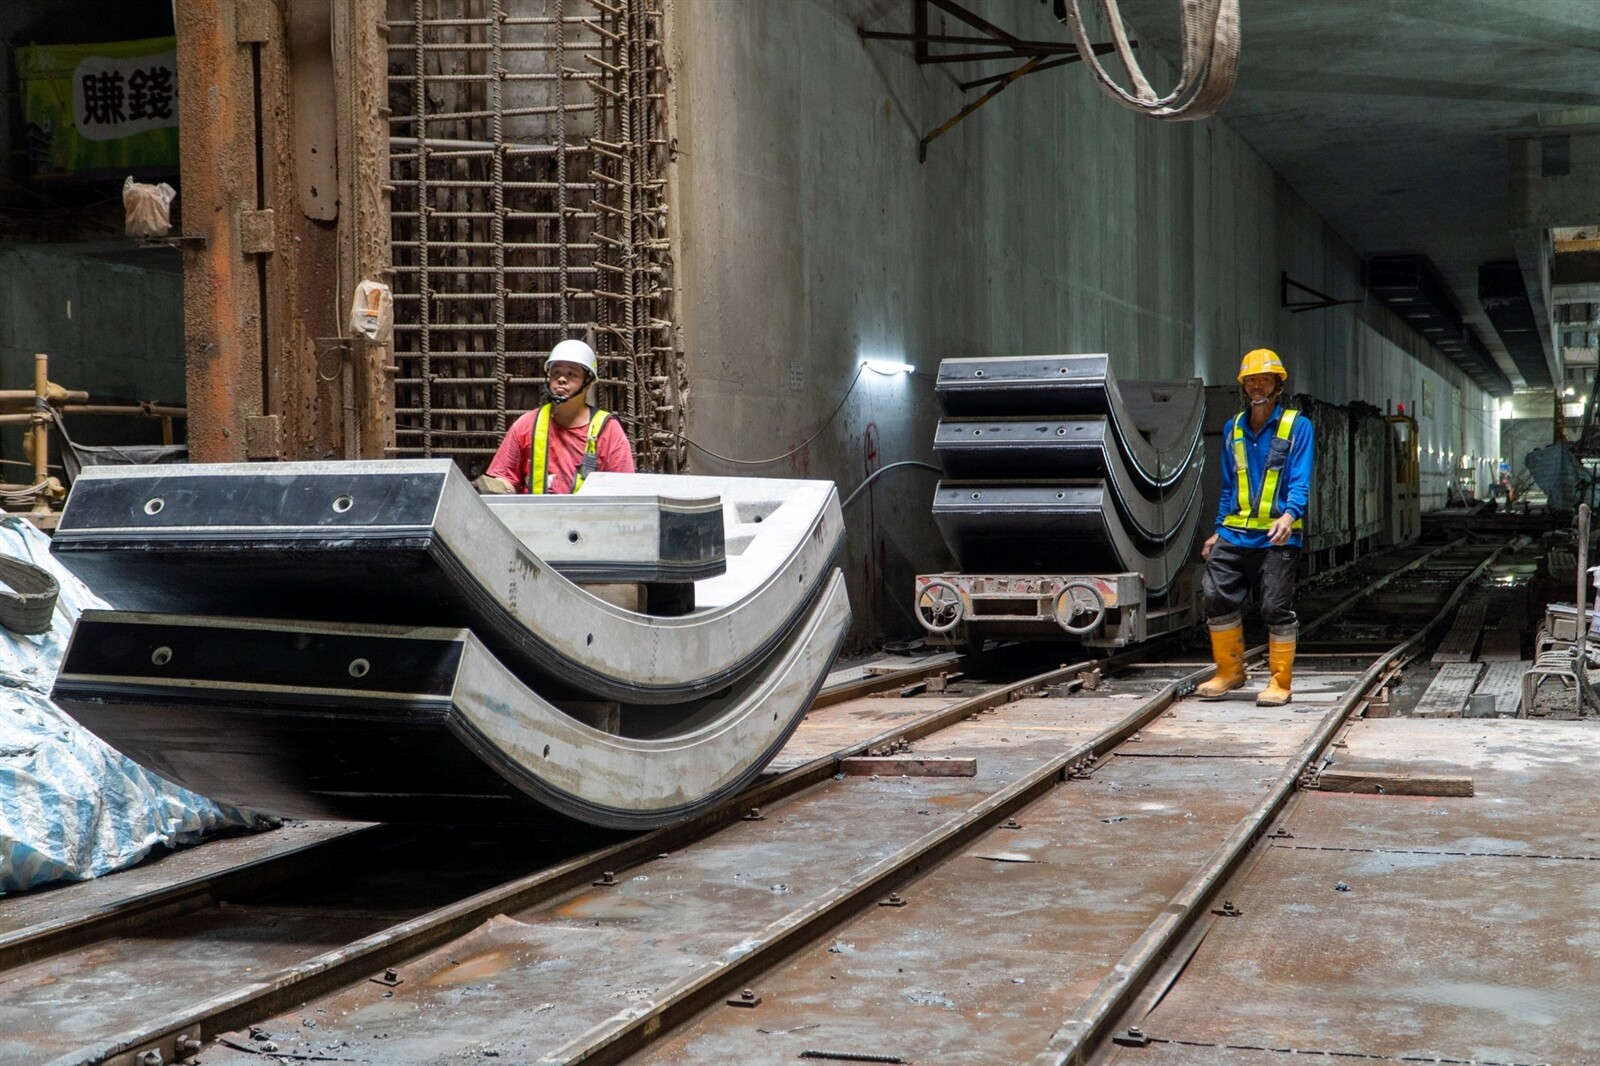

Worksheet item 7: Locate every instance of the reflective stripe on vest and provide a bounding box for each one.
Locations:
[1221,408,1304,532]
[525,404,611,494]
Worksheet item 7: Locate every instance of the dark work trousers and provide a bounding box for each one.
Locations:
[1203,539,1299,636]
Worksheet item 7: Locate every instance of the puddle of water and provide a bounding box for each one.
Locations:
[1406,982,1562,1025]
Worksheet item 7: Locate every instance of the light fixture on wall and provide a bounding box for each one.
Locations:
[862,359,916,376]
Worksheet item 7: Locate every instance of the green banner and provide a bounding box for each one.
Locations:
[16,37,179,176]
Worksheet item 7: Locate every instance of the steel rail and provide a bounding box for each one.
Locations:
[43,653,1131,1066]
[37,545,1481,1066]
[530,546,1502,1065]
[1033,540,1505,1065]
[534,665,1214,1066]
[0,653,982,987]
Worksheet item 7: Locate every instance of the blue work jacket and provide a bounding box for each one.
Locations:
[1214,403,1315,550]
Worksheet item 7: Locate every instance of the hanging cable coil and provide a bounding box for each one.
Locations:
[1058,0,1240,120]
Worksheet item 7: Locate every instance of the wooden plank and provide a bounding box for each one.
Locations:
[1316,769,1474,797]
[1430,602,1485,665]
[1412,662,1484,718]
[839,757,977,778]
[1477,630,1523,662]
[1473,660,1526,718]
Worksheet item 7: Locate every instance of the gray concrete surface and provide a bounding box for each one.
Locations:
[0,242,184,464]
[665,0,1500,646]
[1119,0,1600,391]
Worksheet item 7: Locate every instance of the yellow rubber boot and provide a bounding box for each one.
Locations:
[1257,636,1295,706]
[1195,622,1246,699]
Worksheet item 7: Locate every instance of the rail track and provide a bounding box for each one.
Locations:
[0,539,1504,1066]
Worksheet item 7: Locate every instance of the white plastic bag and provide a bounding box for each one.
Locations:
[122,176,176,237]
[348,280,394,344]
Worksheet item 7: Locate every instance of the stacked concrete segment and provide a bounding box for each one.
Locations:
[51,462,842,704]
[931,355,1204,595]
[48,464,850,828]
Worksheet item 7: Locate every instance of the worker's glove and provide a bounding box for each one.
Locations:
[473,474,515,495]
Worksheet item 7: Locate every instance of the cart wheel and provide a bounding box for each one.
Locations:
[1054,580,1106,636]
[915,580,965,634]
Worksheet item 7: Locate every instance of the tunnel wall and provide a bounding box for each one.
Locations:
[665,0,1497,646]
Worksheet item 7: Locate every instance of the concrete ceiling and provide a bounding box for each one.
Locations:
[1114,0,1600,388]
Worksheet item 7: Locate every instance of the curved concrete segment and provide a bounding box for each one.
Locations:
[51,571,851,829]
[931,481,1200,596]
[933,417,1204,543]
[50,462,844,705]
[934,356,1203,489]
[482,491,727,584]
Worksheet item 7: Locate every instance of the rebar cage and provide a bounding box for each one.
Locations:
[386,0,684,474]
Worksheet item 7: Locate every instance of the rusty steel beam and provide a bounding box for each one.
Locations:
[178,1,395,463]
[258,1,343,461]
[341,0,398,459]
[176,0,264,462]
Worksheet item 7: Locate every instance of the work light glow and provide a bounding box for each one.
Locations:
[862,359,916,375]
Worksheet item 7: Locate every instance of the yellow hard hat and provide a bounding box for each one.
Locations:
[1238,348,1287,381]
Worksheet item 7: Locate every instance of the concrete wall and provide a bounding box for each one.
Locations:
[666,0,1498,647]
[0,243,184,464]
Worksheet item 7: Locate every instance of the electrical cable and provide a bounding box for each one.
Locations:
[841,460,944,509]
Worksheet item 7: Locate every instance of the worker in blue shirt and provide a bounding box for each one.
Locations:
[1195,348,1315,706]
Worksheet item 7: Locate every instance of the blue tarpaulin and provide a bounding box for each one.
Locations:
[0,516,265,894]
[1524,443,1591,512]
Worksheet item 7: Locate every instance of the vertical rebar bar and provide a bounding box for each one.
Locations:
[489,0,508,433]
[414,0,434,457]
[386,0,675,471]
[618,0,637,430]
[556,0,569,333]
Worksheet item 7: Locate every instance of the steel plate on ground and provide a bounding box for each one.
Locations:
[195,696,1139,1063]
[1279,718,1600,859]
[1126,692,1358,757]
[1140,846,1600,1064]
[633,757,1307,1065]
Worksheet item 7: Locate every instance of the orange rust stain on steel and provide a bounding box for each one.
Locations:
[423,949,513,987]
[178,2,254,462]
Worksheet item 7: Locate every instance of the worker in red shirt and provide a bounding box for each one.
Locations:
[476,339,635,494]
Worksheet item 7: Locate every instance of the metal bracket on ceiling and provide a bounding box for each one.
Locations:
[1281,272,1362,314]
[858,0,1125,162]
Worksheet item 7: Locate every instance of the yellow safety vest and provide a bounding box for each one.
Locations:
[524,403,611,494]
[1222,408,1304,532]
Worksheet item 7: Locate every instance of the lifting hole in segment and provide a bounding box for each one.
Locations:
[349,658,370,678]
[333,496,354,514]
[144,498,164,516]
[150,646,172,666]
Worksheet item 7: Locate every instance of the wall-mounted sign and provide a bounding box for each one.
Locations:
[16,37,179,176]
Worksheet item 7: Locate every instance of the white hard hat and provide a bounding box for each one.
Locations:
[547,339,597,379]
